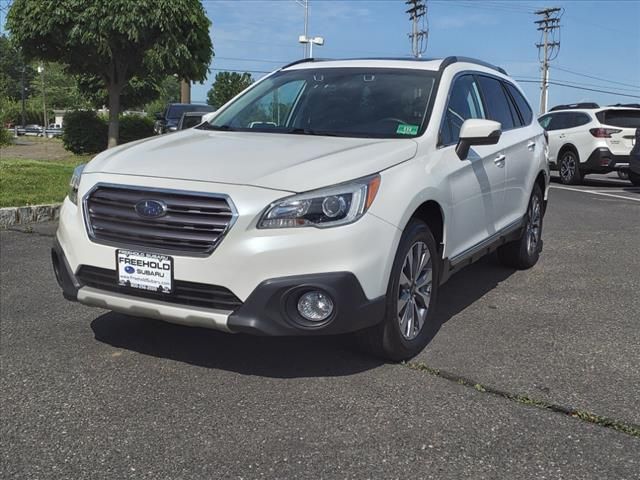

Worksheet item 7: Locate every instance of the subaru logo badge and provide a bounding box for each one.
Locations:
[135,199,167,218]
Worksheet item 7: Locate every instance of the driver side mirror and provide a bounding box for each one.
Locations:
[154,112,164,121]
[455,119,502,160]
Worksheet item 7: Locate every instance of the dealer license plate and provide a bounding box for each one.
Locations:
[116,250,173,293]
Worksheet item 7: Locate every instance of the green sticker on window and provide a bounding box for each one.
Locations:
[396,124,419,135]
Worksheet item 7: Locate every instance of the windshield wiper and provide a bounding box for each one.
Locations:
[198,124,235,131]
[286,128,344,137]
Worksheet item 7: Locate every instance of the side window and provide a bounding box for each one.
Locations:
[505,83,533,125]
[547,112,571,131]
[538,114,553,130]
[440,75,486,146]
[476,75,516,130]
[571,113,591,128]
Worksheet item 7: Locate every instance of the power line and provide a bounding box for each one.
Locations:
[552,65,640,90]
[514,79,640,99]
[514,76,640,93]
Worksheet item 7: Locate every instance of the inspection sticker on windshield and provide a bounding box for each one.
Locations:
[117,250,173,293]
[396,124,419,135]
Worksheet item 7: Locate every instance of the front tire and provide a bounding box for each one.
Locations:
[558,150,583,185]
[355,220,440,361]
[497,183,544,270]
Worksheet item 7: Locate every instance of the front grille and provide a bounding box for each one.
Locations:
[77,266,243,311]
[84,185,235,255]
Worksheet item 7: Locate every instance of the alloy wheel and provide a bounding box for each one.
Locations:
[397,241,432,340]
[560,153,576,183]
[526,194,542,255]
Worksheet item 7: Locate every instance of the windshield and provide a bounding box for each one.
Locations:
[201,68,437,138]
[167,104,214,120]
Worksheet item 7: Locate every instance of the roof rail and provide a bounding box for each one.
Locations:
[549,102,600,111]
[608,103,640,108]
[280,58,329,70]
[439,56,507,75]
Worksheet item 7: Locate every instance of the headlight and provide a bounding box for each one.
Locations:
[68,164,86,205]
[258,175,381,229]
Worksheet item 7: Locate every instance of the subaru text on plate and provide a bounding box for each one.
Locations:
[52,57,549,360]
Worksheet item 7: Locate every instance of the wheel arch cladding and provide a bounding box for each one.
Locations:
[534,171,548,213]
[558,143,579,161]
[409,200,444,254]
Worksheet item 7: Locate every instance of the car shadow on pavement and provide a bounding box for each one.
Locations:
[434,254,515,326]
[91,255,514,378]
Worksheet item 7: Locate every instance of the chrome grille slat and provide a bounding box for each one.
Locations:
[85,185,236,255]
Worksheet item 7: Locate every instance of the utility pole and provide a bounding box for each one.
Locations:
[180,79,191,104]
[535,7,562,114]
[405,0,428,58]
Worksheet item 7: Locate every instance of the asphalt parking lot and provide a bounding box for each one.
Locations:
[1,173,639,479]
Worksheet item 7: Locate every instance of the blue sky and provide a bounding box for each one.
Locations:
[1,0,638,111]
[197,0,640,111]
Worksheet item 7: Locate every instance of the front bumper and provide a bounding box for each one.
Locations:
[52,239,385,335]
[583,148,630,173]
[54,175,399,335]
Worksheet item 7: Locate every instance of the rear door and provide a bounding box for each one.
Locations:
[596,109,640,156]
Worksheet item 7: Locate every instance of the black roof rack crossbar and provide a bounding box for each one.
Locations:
[439,56,507,75]
[549,102,600,111]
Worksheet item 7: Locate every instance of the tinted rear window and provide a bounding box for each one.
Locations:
[477,76,515,130]
[596,109,640,128]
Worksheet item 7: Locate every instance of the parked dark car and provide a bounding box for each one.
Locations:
[629,128,640,186]
[177,111,215,130]
[154,103,215,134]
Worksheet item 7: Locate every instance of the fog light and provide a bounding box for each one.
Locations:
[297,291,334,322]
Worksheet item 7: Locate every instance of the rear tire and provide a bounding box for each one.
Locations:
[617,170,629,181]
[629,171,640,187]
[558,149,583,185]
[497,184,544,270]
[355,219,441,362]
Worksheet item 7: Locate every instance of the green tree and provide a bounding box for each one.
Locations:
[29,62,91,111]
[0,34,35,102]
[207,72,253,109]
[7,0,213,148]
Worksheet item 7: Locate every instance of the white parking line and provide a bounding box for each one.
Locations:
[550,185,640,202]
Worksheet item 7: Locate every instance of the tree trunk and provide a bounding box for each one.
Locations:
[107,83,122,148]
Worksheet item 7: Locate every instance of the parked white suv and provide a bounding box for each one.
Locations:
[52,57,549,360]
[538,103,640,185]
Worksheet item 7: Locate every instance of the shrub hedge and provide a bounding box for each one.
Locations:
[62,111,155,154]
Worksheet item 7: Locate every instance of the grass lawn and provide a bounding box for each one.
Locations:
[0,158,89,207]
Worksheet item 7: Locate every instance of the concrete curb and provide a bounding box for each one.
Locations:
[0,203,62,228]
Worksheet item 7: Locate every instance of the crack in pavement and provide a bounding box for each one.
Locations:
[404,361,640,438]
[4,226,55,237]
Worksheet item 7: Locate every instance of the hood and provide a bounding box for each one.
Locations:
[85,129,418,192]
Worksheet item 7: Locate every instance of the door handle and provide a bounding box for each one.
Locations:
[494,154,506,167]
[527,141,536,151]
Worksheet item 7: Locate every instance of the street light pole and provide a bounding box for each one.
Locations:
[37,64,47,130]
[298,35,324,58]
[20,65,26,127]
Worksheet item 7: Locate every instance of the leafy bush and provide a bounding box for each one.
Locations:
[0,99,42,126]
[62,110,107,155]
[119,115,155,144]
[0,127,13,146]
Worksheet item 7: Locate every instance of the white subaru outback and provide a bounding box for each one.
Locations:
[53,57,549,360]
